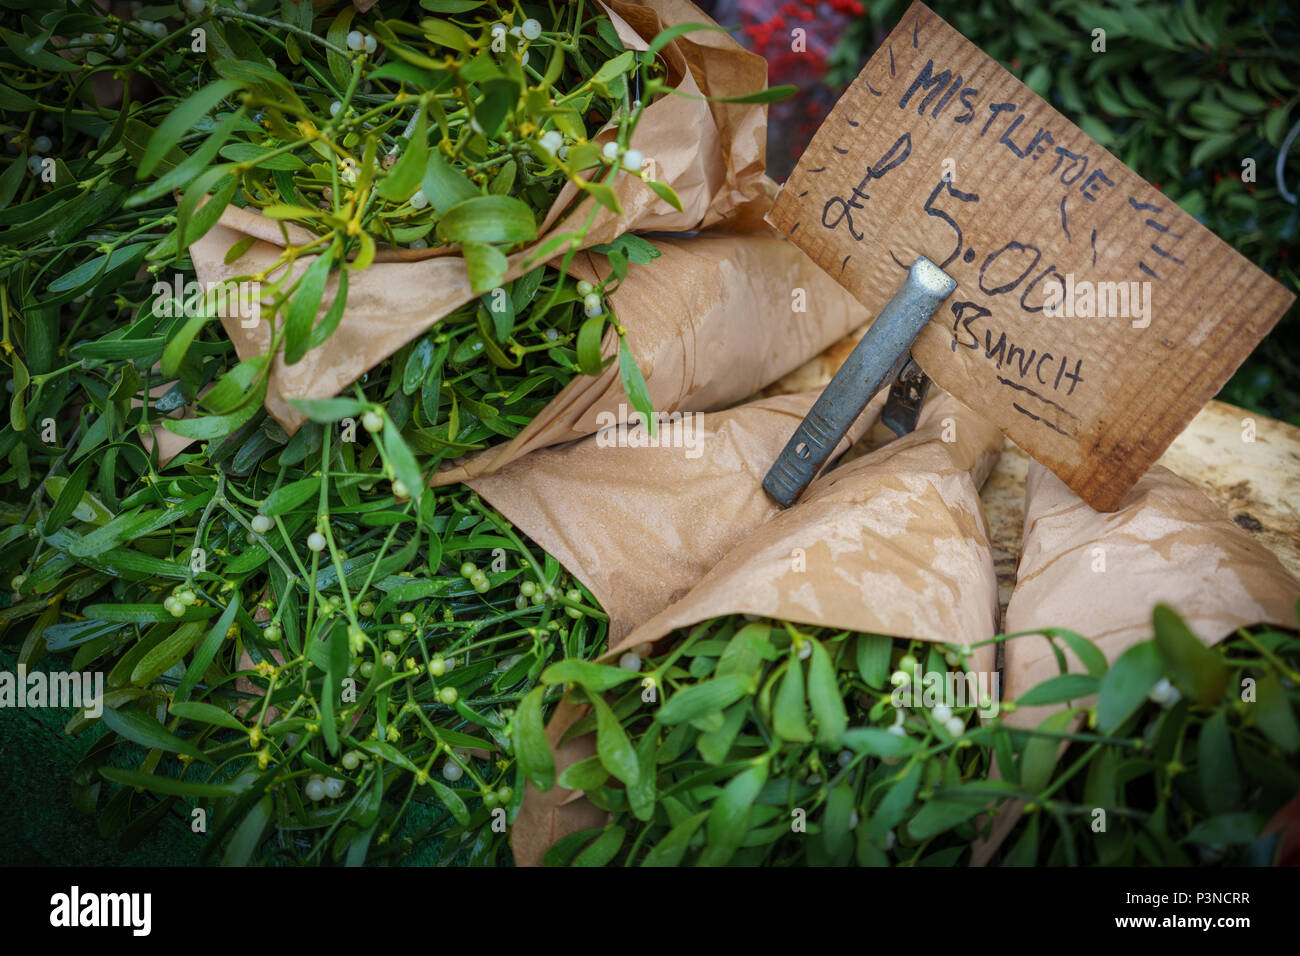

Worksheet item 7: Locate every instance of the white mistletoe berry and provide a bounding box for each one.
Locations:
[1148,677,1182,709]
[539,130,563,154]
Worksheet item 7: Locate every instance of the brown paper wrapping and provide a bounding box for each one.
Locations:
[469,389,885,643]
[189,0,776,433]
[1004,461,1300,726]
[510,391,1006,865]
[608,392,1004,658]
[970,460,1300,866]
[546,0,773,236]
[436,232,870,483]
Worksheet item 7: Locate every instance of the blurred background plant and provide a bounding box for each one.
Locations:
[705,0,1300,424]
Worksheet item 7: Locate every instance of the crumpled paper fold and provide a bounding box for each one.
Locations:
[436,231,870,482]
[1005,461,1300,723]
[607,393,1004,658]
[189,0,777,433]
[970,460,1300,866]
[510,391,1006,865]
[469,389,886,643]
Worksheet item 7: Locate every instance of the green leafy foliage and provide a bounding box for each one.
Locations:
[0,0,692,562]
[533,617,1001,866]
[0,0,642,857]
[530,607,1300,867]
[0,0,735,864]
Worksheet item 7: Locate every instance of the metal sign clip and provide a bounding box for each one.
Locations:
[762,256,956,508]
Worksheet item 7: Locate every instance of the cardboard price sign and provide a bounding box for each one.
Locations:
[767,1,1293,512]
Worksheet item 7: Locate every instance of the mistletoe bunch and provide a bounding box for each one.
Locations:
[521,608,1300,866]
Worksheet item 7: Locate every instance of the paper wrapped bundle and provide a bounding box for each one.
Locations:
[608,393,1004,656]
[189,0,779,434]
[1005,461,1300,727]
[468,389,886,642]
[969,460,1300,866]
[511,391,1006,865]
